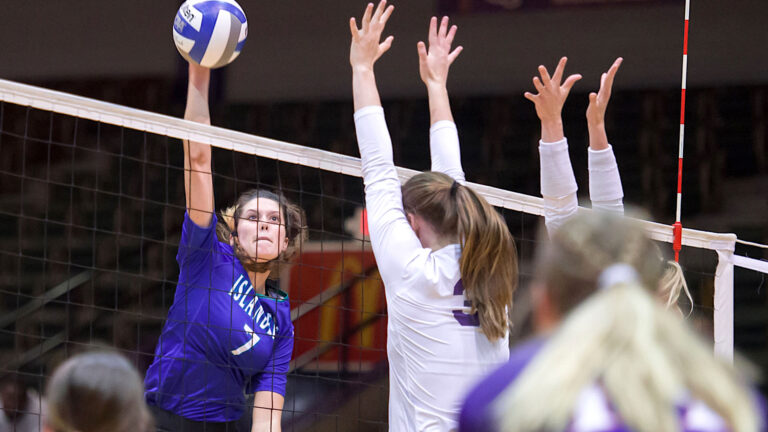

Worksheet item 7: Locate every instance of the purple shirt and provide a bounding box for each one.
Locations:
[144,213,293,422]
[460,337,766,432]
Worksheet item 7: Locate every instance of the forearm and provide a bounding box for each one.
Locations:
[587,121,609,151]
[540,138,578,235]
[426,82,454,125]
[353,67,382,111]
[429,121,464,182]
[251,392,283,432]
[541,118,565,143]
[183,65,214,223]
[588,145,624,213]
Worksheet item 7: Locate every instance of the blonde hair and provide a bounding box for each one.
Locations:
[659,259,694,315]
[45,351,153,432]
[494,213,761,432]
[402,172,518,341]
[216,189,307,277]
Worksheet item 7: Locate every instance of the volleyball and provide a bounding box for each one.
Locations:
[172,0,248,69]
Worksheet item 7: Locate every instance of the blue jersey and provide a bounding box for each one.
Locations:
[145,213,294,422]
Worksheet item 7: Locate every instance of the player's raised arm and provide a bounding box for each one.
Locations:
[419,16,466,182]
[524,57,581,235]
[586,57,624,214]
[183,62,215,227]
[350,1,394,111]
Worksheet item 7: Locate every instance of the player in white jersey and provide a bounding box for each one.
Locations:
[530,56,691,312]
[349,3,518,430]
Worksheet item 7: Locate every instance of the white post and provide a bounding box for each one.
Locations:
[713,242,735,363]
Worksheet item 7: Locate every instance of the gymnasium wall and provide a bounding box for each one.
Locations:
[0,0,765,102]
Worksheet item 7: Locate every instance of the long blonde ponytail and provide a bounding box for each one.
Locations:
[495,213,761,432]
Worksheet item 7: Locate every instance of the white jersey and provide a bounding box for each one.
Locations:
[539,138,624,235]
[354,106,509,432]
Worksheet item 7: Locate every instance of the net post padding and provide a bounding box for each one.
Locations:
[0,77,741,358]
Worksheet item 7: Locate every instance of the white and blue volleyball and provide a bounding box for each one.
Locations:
[172,0,247,68]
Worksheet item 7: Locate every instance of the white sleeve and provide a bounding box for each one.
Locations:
[429,120,465,183]
[540,138,578,236]
[588,145,624,214]
[354,106,427,291]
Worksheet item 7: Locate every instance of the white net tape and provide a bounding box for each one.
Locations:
[2,77,766,361]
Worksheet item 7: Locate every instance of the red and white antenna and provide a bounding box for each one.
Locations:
[673,0,691,262]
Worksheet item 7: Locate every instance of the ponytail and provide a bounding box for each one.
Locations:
[402,172,518,341]
[454,184,518,341]
[658,259,693,315]
[494,282,760,432]
[496,213,761,432]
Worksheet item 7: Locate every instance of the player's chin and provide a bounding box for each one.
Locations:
[255,248,279,262]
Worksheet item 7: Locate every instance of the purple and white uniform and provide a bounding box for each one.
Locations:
[354,106,509,431]
[459,338,765,432]
[144,213,294,422]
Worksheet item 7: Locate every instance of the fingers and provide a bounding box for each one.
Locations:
[532,76,545,93]
[562,74,582,93]
[380,35,394,55]
[551,56,568,84]
[588,92,598,105]
[538,65,552,88]
[600,57,622,96]
[438,16,449,39]
[523,92,537,103]
[445,24,458,46]
[428,16,438,45]
[447,45,463,63]
[380,4,395,25]
[361,3,374,30]
[349,17,359,39]
[371,0,385,23]
[417,41,427,62]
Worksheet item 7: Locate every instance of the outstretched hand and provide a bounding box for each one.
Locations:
[350,1,395,72]
[586,57,623,126]
[524,57,582,126]
[418,16,463,87]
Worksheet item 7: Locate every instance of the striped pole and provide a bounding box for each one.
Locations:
[673,0,691,262]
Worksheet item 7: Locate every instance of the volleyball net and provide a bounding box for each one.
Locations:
[0,77,766,428]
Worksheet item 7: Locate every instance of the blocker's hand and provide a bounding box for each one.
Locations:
[418,16,463,87]
[586,57,623,127]
[350,1,395,72]
[524,57,582,125]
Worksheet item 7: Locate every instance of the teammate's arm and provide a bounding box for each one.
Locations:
[350,1,394,111]
[524,57,581,235]
[419,16,462,125]
[587,57,624,214]
[183,63,215,227]
[420,16,466,182]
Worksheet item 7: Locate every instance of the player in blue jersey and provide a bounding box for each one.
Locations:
[144,62,306,432]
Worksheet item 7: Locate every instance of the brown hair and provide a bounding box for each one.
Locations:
[216,189,307,277]
[402,172,518,341]
[45,351,153,432]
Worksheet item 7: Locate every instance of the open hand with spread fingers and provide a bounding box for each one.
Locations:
[417,16,463,88]
[349,1,395,72]
[524,57,582,142]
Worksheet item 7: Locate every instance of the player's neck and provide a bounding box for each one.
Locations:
[248,270,270,295]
